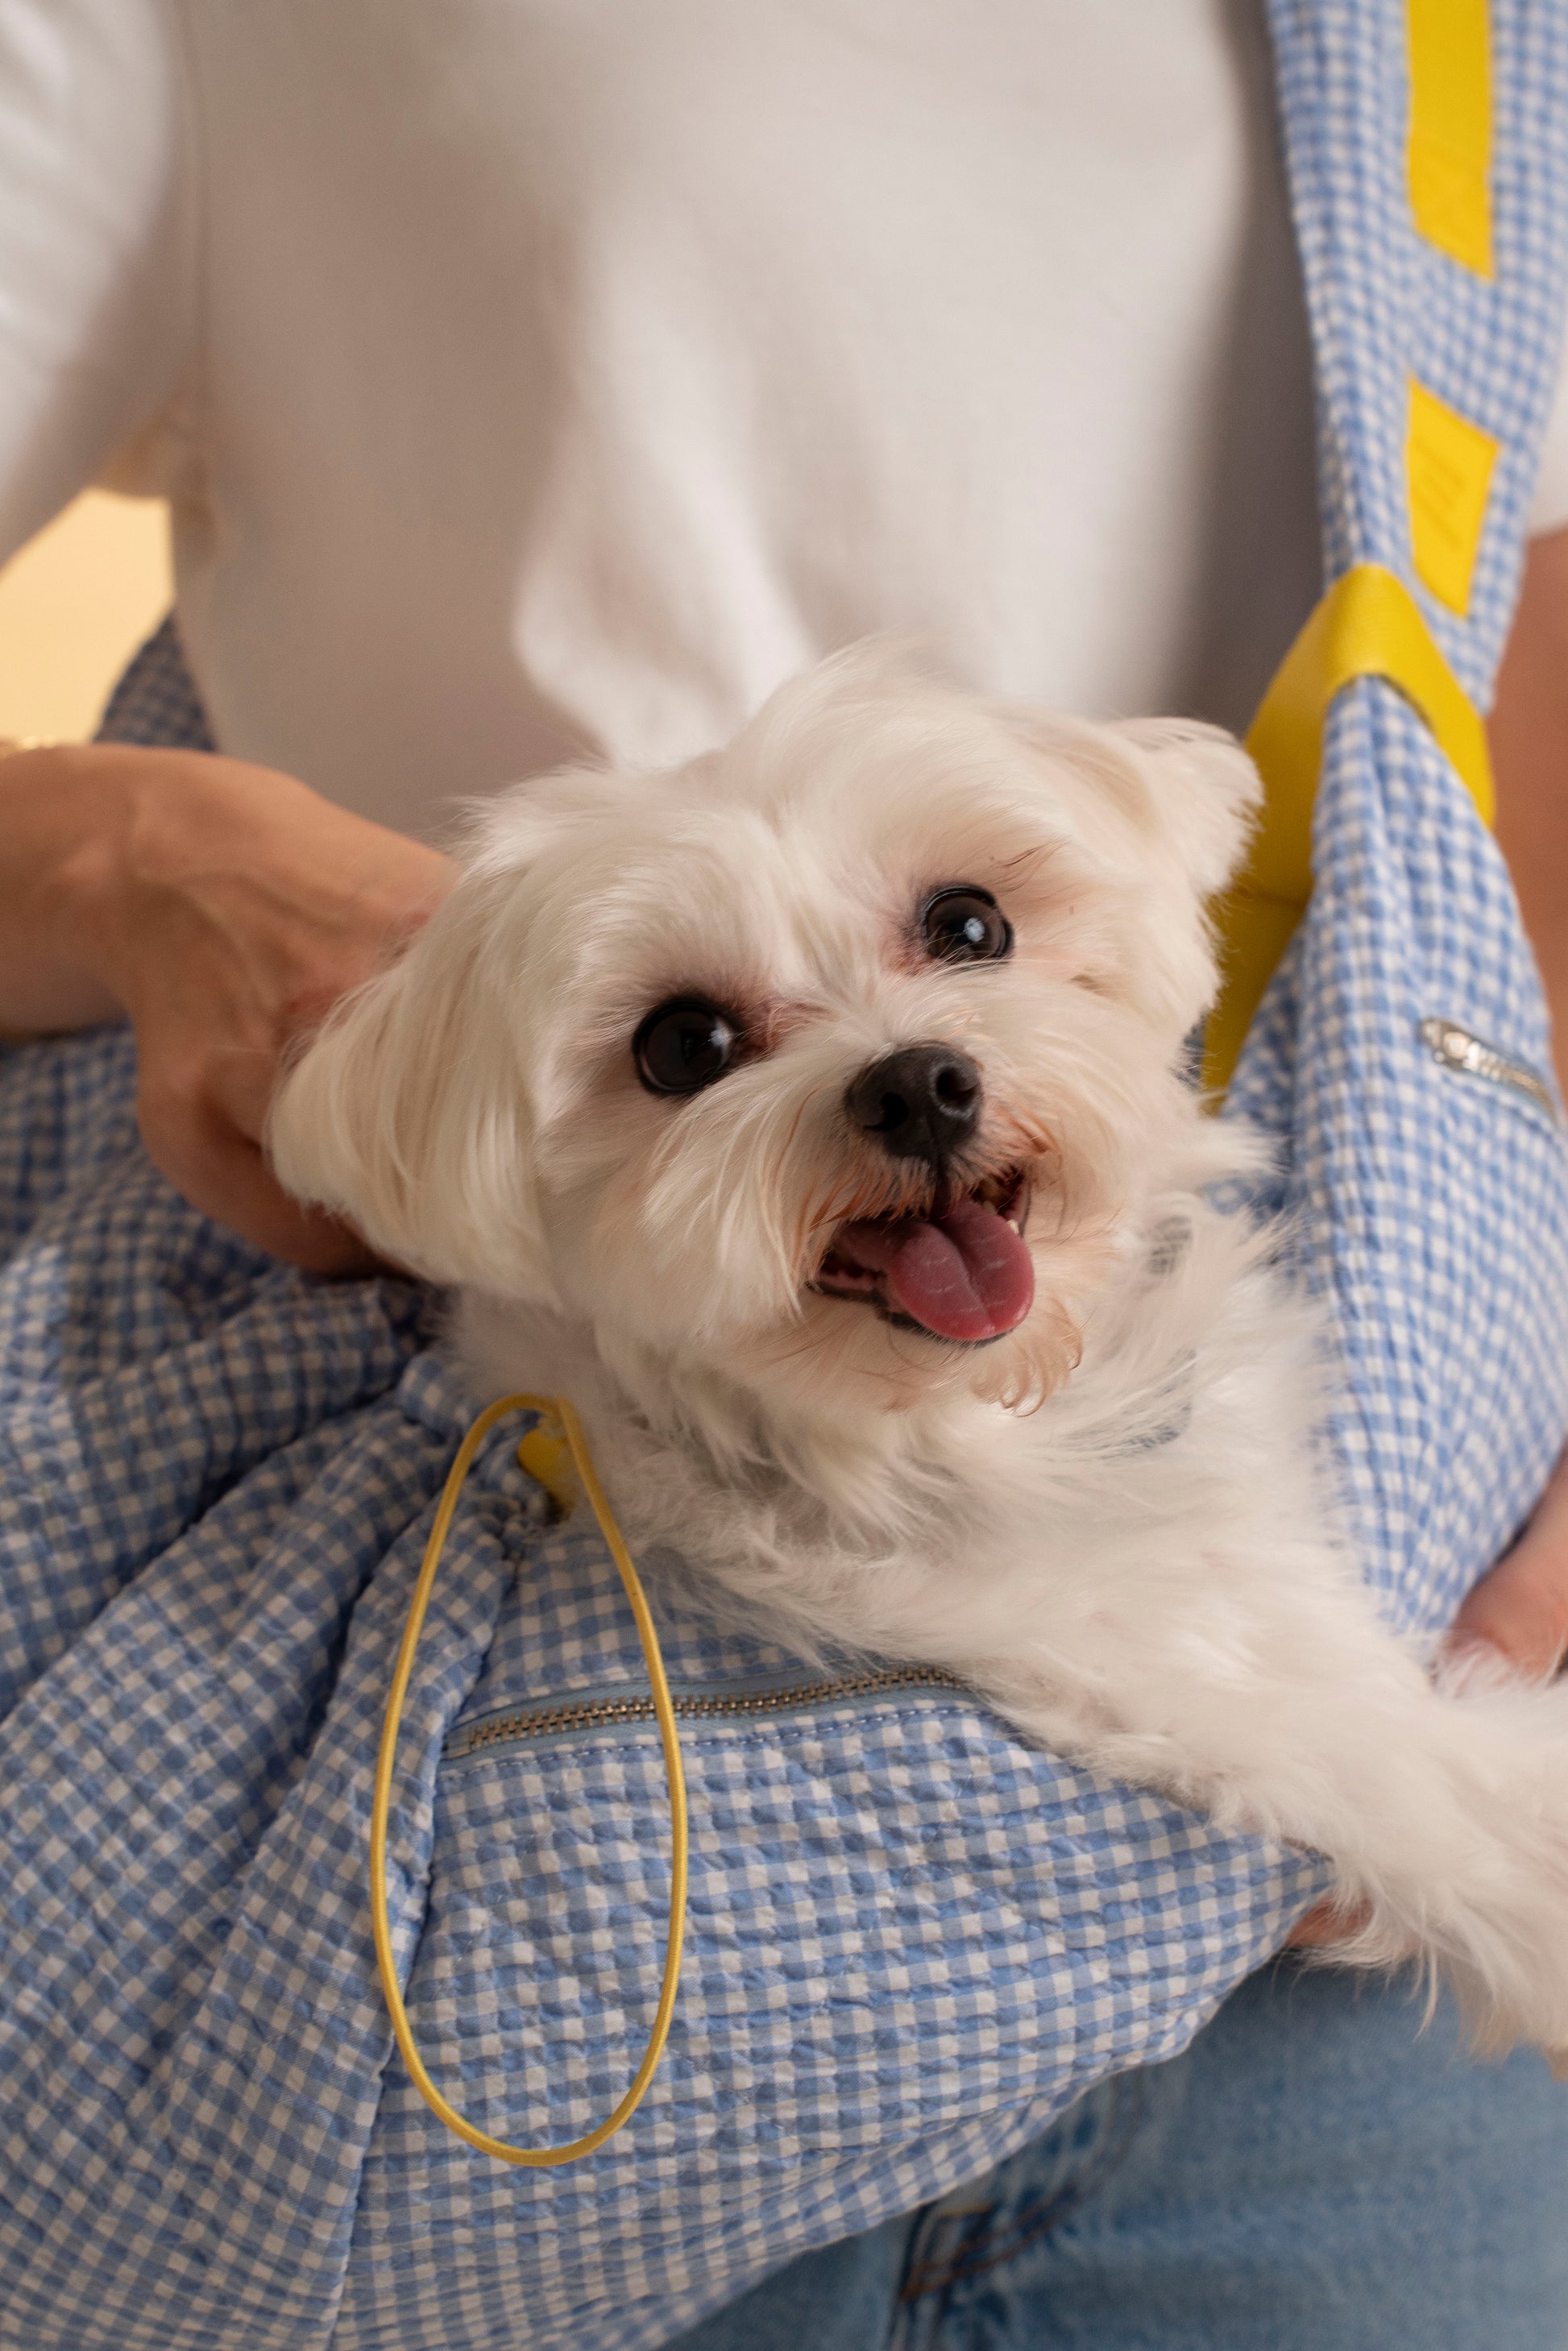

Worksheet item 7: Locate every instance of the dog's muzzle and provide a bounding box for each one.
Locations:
[820,1047,1035,1344]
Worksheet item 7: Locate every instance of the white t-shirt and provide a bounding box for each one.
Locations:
[2,0,1566,840]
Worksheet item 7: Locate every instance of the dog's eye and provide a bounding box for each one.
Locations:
[919,886,1013,964]
[633,997,745,1096]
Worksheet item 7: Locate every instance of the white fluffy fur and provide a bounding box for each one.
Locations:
[272,650,1568,2059]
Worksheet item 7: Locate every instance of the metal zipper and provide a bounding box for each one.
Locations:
[1418,1018,1558,1122]
[446,1661,966,1761]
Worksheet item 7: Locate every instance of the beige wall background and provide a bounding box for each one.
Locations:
[0,491,173,742]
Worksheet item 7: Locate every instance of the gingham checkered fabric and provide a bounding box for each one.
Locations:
[2,10,1566,2347]
[1228,0,1568,1634]
[95,614,216,753]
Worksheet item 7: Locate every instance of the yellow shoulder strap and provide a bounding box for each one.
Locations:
[1201,562,1494,1095]
[1203,0,1500,1095]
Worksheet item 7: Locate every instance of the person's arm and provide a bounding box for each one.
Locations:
[0,740,451,1270]
[0,0,193,562]
[0,0,454,1271]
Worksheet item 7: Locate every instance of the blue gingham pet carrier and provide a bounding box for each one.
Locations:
[3,6,1568,2345]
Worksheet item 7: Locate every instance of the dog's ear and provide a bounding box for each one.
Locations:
[1085,719,1261,1035]
[267,872,558,1301]
[1100,717,1262,902]
[997,707,1263,1040]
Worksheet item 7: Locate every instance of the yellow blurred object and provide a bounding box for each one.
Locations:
[0,491,172,742]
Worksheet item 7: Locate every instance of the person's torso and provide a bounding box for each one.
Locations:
[148,0,1321,835]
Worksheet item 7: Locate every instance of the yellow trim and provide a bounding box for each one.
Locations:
[1407,0,1494,276]
[1202,563,1494,1093]
[370,1394,688,2166]
[1407,377,1500,613]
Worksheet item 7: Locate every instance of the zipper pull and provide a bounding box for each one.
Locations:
[1418,1018,1558,1122]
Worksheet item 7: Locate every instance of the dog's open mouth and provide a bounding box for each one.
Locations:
[811,1167,1035,1344]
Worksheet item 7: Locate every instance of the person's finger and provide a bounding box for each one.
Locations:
[196,1138,384,1273]
[142,1094,384,1273]
[1447,1446,1568,1683]
[1287,1897,1354,1947]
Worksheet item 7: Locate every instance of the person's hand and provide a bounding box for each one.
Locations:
[1289,1448,1568,1947]
[2,741,452,1270]
[1441,1448,1568,1684]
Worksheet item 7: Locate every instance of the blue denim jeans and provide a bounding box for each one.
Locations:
[669,1958,1568,2350]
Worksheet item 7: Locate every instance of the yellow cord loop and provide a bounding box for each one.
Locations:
[370,1392,688,2166]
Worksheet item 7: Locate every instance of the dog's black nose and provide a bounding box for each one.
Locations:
[845,1044,982,1168]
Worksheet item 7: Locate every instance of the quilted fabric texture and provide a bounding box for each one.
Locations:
[0,1030,1321,2351]
[1,6,1566,2348]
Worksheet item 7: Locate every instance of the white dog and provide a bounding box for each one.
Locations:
[271,651,1568,2058]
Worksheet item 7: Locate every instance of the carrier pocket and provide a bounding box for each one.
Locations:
[444,1661,967,1765]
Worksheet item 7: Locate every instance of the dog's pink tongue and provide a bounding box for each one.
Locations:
[836,1196,1035,1341]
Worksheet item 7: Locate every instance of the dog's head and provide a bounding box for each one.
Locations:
[270,653,1257,1419]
